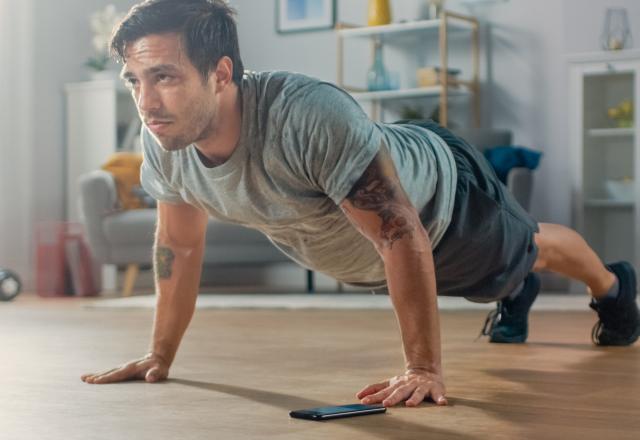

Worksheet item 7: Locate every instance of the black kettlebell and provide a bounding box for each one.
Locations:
[0,269,21,301]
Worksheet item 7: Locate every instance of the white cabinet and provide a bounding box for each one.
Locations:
[64,80,139,221]
[569,50,640,267]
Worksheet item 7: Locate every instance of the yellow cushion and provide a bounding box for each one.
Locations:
[101,152,144,210]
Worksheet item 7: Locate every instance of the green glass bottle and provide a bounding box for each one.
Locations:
[367,39,390,91]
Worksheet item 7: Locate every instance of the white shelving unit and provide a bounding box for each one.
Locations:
[584,199,633,208]
[337,17,473,38]
[336,11,479,126]
[349,85,469,101]
[569,50,640,268]
[587,127,635,137]
[64,80,139,222]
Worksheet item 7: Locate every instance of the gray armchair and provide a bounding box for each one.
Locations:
[78,170,294,296]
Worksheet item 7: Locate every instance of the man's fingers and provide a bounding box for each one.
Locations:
[405,386,428,407]
[381,383,414,407]
[424,381,447,406]
[82,357,167,385]
[82,367,119,383]
[406,385,448,407]
[359,372,447,408]
[356,381,389,399]
[145,366,165,383]
[361,384,397,405]
[433,390,448,406]
[89,365,137,384]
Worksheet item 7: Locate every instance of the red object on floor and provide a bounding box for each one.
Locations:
[35,222,99,297]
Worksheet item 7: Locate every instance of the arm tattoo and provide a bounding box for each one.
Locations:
[154,246,175,279]
[346,149,414,248]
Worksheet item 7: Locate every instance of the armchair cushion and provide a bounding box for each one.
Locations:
[103,209,156,245]
[483,146,542,184]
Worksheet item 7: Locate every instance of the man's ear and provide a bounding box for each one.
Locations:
[212,56,233,91]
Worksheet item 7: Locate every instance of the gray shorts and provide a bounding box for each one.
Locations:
[379,120,540,303]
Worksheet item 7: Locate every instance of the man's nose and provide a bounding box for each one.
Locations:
[136,84,161,113]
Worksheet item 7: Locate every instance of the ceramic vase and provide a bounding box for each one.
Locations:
[368,0,392,27]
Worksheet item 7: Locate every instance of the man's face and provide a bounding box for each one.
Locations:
[121,33,218,151]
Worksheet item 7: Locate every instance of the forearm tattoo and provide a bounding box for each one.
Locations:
[346,149,415,248]
[154,246,175,279]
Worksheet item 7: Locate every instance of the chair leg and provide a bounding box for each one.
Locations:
[101,264,117,292]
[306,270,315,293]
[122,264,139,297]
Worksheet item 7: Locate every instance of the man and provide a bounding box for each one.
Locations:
[81,0,639,408]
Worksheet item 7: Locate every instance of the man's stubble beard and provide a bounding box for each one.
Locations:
[156,98,217,152]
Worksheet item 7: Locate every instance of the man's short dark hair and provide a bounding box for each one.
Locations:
[110,0,244,85]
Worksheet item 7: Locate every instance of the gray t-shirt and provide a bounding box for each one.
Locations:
[141,71,456,287]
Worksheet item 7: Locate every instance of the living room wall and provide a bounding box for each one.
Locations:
[0,0,34,286]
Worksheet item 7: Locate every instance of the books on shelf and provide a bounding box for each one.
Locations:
[64,233,99,297]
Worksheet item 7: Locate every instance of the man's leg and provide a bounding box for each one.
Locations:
[531,222,639,346]
[532,223,615,298]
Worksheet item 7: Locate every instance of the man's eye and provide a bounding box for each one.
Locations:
[157,74,173,83]
[124,78,138,88]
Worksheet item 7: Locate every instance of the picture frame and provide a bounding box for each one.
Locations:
[276,0,336,34]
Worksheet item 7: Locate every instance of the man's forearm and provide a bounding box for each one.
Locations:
[382,232,442,373]
[149,240,205,366]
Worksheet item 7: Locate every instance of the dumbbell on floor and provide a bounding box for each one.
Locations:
[0,269,21,301]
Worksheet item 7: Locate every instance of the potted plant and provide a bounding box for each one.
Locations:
[85,4,123,80]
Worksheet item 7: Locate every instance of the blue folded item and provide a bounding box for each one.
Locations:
[483,146,542,184]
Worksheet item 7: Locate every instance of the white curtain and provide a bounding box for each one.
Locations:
[0,0,34,286]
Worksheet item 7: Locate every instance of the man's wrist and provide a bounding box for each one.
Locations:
[147,351,172,366]
[405,364,442,375]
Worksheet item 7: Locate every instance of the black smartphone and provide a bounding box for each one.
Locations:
[289,404,386,421]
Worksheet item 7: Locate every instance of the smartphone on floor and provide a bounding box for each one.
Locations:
[289,404,386,421]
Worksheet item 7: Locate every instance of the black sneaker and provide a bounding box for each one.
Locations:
[480,273,541,343]
[589,261,640,346]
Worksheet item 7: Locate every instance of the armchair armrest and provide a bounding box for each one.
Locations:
[506,167,533,212]
[78,170,121,262]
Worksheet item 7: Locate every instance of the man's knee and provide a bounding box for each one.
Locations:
[533,223,567,271]
[532,225,553,271]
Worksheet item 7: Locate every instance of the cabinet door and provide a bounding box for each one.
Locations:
[570,60,640,266]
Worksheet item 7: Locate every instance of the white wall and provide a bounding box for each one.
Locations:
[0,0,34,284]
[235,0,640,226]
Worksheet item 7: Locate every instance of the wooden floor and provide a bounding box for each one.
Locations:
[2,294,639,440]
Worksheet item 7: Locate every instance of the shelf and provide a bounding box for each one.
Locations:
[584,198,634,208]
[587,127,635,137]
[337,18,473,40]
[567,49,640,64]
[349,86,468,101]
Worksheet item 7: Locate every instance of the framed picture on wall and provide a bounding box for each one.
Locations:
[276,0,336,33]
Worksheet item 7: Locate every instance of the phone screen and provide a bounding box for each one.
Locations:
[290,404,386,420]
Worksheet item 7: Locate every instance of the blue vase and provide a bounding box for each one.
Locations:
[367,40,390,91]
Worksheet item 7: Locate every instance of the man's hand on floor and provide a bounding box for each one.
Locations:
[81,353,169,384]
[356,369,447,407]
